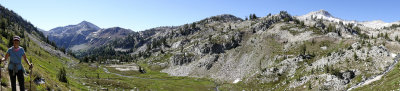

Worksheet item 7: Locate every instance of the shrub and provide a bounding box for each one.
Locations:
[301,43,307,55]
[57,67,68,83]
[0,77,8,86]
[284,17,290,22]
[330,68,343,79]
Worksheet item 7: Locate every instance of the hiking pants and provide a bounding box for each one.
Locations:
[9,69,24,91]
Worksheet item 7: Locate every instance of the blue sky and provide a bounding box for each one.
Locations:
[0,0,398,31]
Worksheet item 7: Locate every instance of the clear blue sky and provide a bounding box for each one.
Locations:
[0,0,399,31]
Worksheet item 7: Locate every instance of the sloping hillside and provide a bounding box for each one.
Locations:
[0,4,87,90]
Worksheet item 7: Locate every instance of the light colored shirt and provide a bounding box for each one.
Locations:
[6,46,25,70]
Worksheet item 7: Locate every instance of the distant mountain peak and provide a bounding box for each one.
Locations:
[296,10,400,29]
[302,9,334,18]
[296,10,343,23]
[311,9,333,17]
[48,20,101,37]
[77,21,100,29]
[79,20,90,24]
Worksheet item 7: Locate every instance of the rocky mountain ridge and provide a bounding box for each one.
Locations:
[47,10,400,90]
[46,21,133,51]
[296,9,400,29]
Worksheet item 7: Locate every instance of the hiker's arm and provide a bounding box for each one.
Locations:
[23,54,32,68]
[1,53,9,62]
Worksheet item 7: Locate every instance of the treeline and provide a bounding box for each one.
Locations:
[78,45,135,63]
[77,34,173,63]
[383,24,400,29]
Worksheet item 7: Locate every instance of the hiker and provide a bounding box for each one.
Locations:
[1,36,33,91]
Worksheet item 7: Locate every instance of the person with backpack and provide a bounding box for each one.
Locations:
[1,36,33,91]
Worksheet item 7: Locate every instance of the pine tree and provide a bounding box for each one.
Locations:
[249,14,253,20]
[8,35,13,47]
[353,52,358,61]
[184,24,189,30]
[58,67,68,83]
[252,14,257,19]
[327,24,336,33]
[384,32,390,40]
[249,14,258,20]
[311,39,315,45]
[190,23,196,29]
[301,43,307,55]
[300,21,305,27]
[325,65,330,73]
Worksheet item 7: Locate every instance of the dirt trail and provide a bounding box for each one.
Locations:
[0,64,34,91]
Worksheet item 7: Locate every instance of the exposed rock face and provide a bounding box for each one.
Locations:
[342,70,355,83]
[172,53,195,66]
[156,11,399,90]
[315,20,326,29]
[87,27,132,46]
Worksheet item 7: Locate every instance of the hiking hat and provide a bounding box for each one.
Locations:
[13,36,20,41]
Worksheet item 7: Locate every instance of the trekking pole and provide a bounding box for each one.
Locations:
[0,53,3,91]
[30,63,32,91]
[0,52,4,91]
[30,68,32,91]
